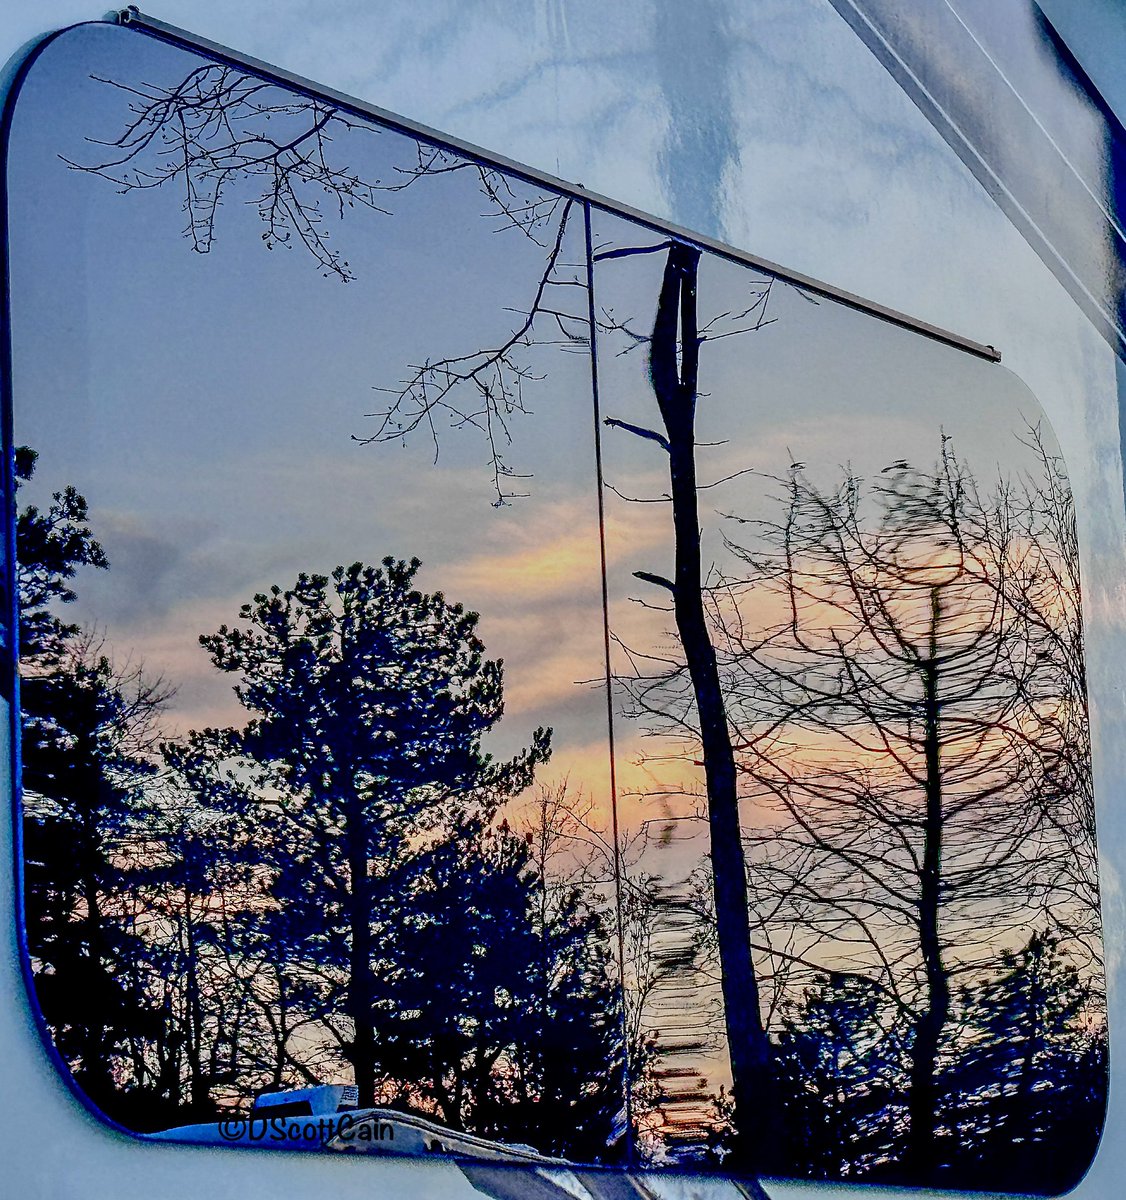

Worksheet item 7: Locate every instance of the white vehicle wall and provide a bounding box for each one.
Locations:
[1,2,1124,1197]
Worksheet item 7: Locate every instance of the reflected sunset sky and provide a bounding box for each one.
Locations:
[6,19,1091,1119]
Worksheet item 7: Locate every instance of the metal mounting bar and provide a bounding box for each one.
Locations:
[113,6,1001,364]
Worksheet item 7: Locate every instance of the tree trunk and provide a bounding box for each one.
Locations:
[649,241,774,1170]
[906,588,950,1181]
[346,791,377,1106]
[184,895,210,1112]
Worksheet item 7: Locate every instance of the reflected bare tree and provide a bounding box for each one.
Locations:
[1004,428,1099,971]
[694,437,1101,1182]
[67,65,564,283]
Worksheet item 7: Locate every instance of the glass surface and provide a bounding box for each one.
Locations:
[8,23,621,1166]
[589,206,1107,1190]
[4,21,1107,1193]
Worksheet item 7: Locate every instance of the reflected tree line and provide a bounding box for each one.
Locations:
[18,463,627,1159]
[15,55,1108,1192]
[627,431,1106,1190]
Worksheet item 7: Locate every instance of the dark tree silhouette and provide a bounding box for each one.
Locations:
[703,439,1100,1181]
[939,931,1106,1194]
[12,461,635,1150]
[66,64,564,285]
[16,450,174,1114]
[124,749,269,1121]
[21,651,165,1110]
[194,558,549,1106]
[771,975,906,1180]
[14,446,108,665]
[600,240,775,1167]
[377,813,625,1159]
[1002,429,1100,971]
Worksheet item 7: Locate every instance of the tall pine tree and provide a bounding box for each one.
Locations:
[195,559,551,1108]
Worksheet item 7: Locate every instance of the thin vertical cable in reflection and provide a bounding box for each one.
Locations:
[584,199,635,1168]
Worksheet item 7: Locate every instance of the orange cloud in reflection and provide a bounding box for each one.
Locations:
[444,527,601,600]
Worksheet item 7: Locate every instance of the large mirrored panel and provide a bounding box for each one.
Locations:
[588,208,1106,1193]
[4,20,1107,1195]
[7,23,625,1169]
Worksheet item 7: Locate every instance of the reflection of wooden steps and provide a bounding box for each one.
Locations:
[640,836,724,1160]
